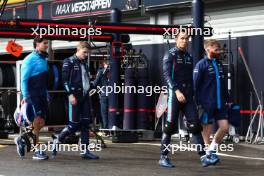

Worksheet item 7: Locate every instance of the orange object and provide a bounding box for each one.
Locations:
[38,4,43,19]
[6,40,23,57]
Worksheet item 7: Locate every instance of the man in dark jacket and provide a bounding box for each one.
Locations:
[52,41,99,159]
[193,39,229,166]
[15,36,49,160]
[159,31,208,168]
[92,61,110,129]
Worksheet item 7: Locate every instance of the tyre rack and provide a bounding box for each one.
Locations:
[0,61,18,135]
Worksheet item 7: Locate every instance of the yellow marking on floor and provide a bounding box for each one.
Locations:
[0,144,7,149]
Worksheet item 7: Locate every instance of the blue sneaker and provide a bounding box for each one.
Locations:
[200,152,220,167]
[81,151,99,160]
[32,151,49,160]
[14,136,25,158]
[200,155,214,167]
[208,152,220,165]
[159,155,175,168]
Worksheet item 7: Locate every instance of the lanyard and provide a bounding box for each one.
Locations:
[212,59,221,109]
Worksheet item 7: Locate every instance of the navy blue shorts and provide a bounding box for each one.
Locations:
[200,105,228,124]
[30,96,48,120]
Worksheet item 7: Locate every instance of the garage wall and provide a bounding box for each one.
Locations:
[129,4,264,46]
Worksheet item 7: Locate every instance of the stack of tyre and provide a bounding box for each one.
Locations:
[46,63,67,126]
[0,64,17,133]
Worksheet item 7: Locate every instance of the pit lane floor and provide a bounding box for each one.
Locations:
[0,137,264,176]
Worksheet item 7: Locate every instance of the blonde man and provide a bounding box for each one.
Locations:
[193,39,229,166]
[53,42,99,159]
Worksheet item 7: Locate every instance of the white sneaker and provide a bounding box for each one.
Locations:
[111,126,120,131]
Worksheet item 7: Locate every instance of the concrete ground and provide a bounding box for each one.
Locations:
[0,136,264,176]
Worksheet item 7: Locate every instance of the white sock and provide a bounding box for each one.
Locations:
[206,148,211,155]
[208,139,218,153]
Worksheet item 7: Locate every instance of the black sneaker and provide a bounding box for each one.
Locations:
[51,134,59,157]
[14,136,25,158]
